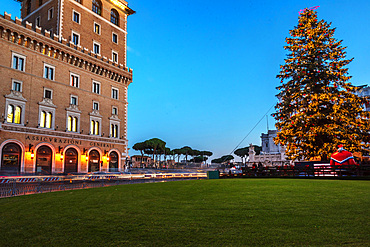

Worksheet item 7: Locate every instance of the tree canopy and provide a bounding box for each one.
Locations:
[211,155,234,164]
[273,9,370,161]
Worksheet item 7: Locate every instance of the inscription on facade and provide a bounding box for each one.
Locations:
[89,142,115,148]
[25,135,82,145]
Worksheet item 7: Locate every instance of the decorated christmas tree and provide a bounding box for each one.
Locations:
[273,7,370,161]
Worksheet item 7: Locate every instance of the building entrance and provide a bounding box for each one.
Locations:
[109,151,119,172]
[88,150,100,172]
[1,143,22,174]
[64,148,78,173]
[36,146,52,174]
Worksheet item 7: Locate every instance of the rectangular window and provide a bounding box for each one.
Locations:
[94,23,100,34]
[44,64,55,80]
[35,16,41,27]
[93,102,99,110]
[12,80,22,92]
[112,51,118,63]
[110,123,119,138]
[44,88,52,99]
[90,119,100,135]
[40,111,53,129]
[71,95,78,105]
[93,42,100,54]
[73,10,80,24]
[7,104,22,124]
[112,88,118,99]
[70,73,80,87]
[12,53,25,71]
[72,31,80,46]
[112,33,118,44]
[92,81,100,94]
[48,8,54,20]
[67,115,78,132]
[112,107,118,115]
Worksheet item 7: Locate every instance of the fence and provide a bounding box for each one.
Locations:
[0,176,202,198]
[221,164,370,178]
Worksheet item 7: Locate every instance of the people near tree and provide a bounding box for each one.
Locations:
[330,145,357,167]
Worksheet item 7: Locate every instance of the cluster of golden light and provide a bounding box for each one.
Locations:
[273,9,370,161]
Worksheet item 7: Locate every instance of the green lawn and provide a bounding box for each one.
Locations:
[0,179,369,246]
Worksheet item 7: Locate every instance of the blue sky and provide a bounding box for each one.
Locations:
[1,0,370,161]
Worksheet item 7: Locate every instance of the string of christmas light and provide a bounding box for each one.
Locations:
[273,8,370,161]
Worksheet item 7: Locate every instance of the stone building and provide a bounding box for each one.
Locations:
[357,86,370,111]
[131,155,152,168]
[249,130,288,166]
[0,0,134,174]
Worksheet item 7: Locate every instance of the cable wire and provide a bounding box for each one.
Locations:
[230,104,275,155]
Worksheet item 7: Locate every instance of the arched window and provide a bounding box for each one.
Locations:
[90,120,100,135]
[68,116,78,132]
[40,111,52,128]
[46,112,52,128]
[95,121,99,135]
[7,105,14,123]
[1,143,22,174]
[110,124,118,138]
[68,116,72,131]
[7,105,21,124]
[92,0,102,15]
[109,151,119,172]
[110,9,119,26]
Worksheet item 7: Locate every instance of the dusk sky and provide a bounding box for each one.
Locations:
[1,0,370,161]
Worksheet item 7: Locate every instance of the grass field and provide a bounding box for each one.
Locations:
[0,179,369,246]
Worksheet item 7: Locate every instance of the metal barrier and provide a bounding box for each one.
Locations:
[221,164,369,178]
[0,176,203,198]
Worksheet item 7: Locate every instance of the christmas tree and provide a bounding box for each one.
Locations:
[273,8,370,161]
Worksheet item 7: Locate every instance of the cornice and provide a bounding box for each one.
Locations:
[0,12,133,86]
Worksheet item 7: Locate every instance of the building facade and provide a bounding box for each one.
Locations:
[0,0,134,174]
[249,130,288,166]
